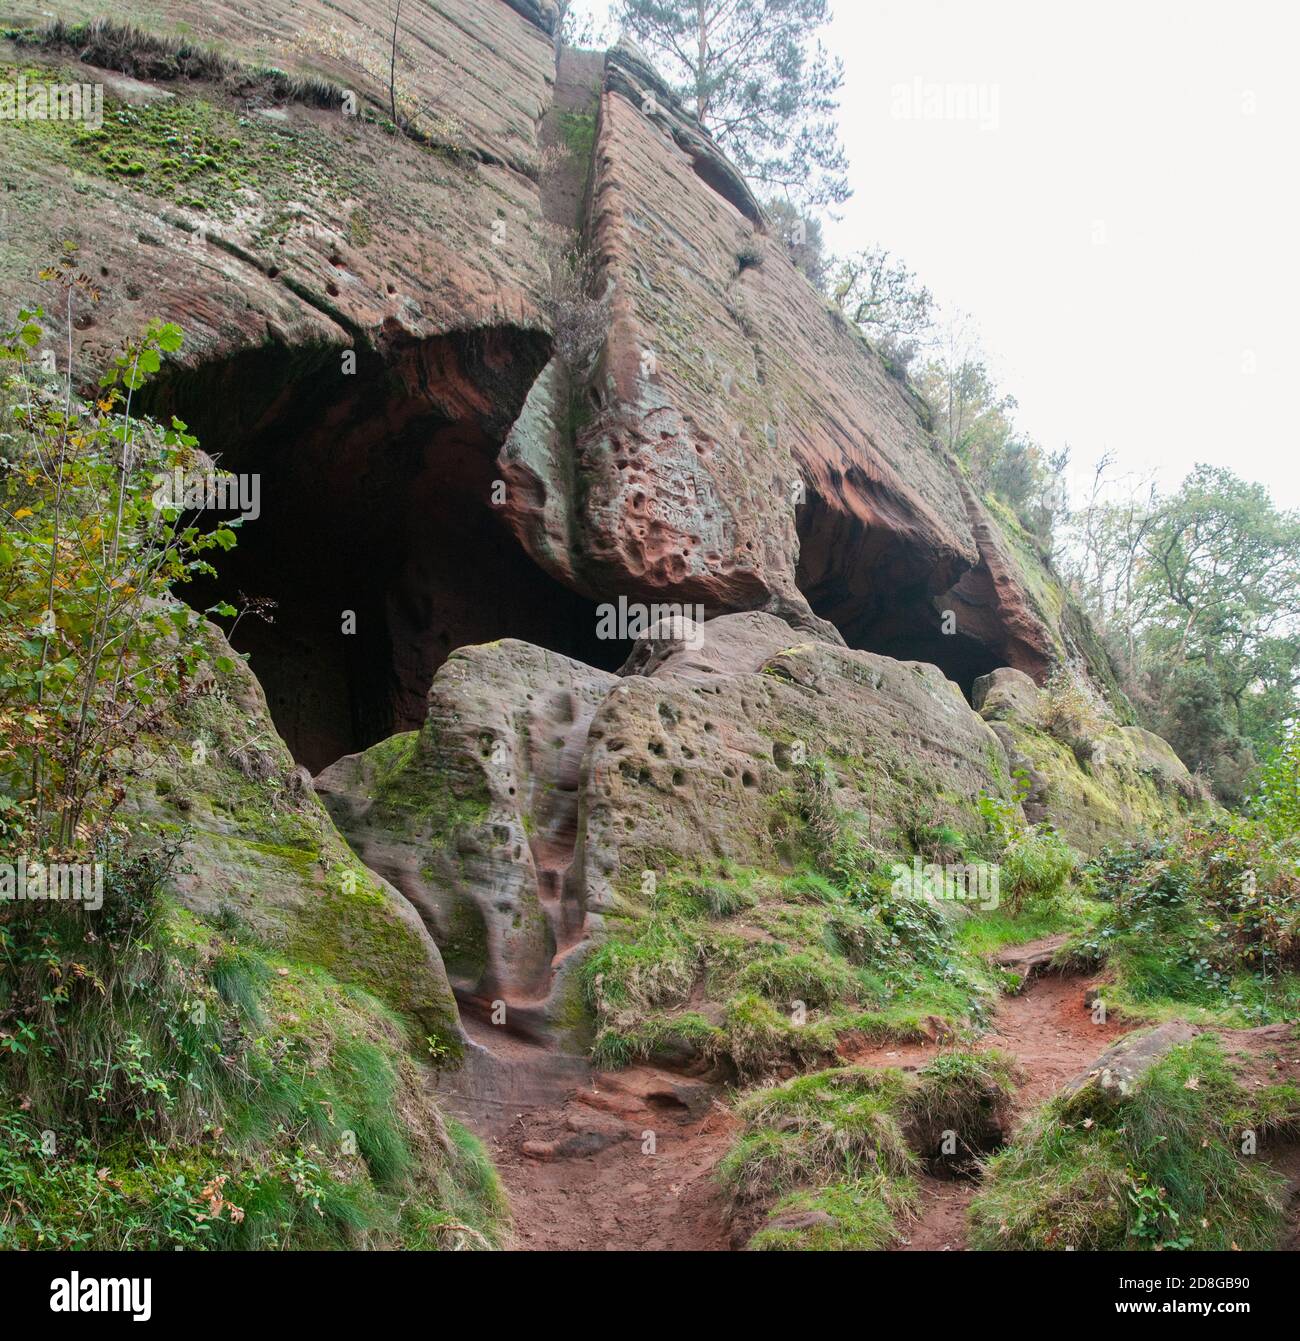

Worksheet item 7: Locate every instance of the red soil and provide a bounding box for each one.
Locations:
[447,938,1124,1252]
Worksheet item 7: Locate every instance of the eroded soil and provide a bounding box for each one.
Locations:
[442,939,1126,1252]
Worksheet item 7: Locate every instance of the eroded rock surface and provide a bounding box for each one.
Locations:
[318,641,619,1047]
[121,622,462,1041]
[3,1,1135,776]
[501,42,1089,695]
[2,0,1204,1107]
[975,668,1203,854]
[320,613,1017,1051]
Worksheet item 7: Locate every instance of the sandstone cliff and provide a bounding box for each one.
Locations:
[0,0,1221,1255]
[0,0,1193,1068]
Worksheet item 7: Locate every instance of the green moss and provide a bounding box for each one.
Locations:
[557,107,596,161]
[724,1053,1017,1249]
[748,1177,916,1251]
[0,52,392,240]
[969,1036,1288,1250]
[585,855,1003,1077]
[347,206,372,247]
[288,861,461,1054]
[0,900,503,1250]
[436,891,490,983]
[363,731,493,847]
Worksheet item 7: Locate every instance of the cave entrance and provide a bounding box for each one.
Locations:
[794,483,1006,702]
[155,334,627,773]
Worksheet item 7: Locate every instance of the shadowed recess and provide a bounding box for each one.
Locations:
[795,479,1008,701]
[155,331,627,772]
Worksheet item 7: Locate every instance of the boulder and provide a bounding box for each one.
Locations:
[982,679,1203,854]
[973,667,1042,722]
[321,615,1018,1048]
[122,621,462,1043]
[1062,1021,1201,1106]
[317,640,619,1047]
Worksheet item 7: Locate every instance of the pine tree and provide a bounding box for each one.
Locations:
[616,0,849,209]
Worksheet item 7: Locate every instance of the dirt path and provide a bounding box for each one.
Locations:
[440,937,1123,1251]
[441,1014,736,1250]
[843,950,1124,1251]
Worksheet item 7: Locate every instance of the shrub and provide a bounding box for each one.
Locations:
[1001,824,1077,914]
[1078,823,1300,1019]
[0,282,234,856]
[1041,661,1111,758]
[540,227,610,374]
[1251,722,1300,843]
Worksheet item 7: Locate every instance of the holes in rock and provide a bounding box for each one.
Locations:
[157,332,629,773]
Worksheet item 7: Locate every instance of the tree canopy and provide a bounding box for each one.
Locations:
[615,0,849,209]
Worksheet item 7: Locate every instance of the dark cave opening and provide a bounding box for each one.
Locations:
[153,335,628,774]
[795,482,1006,702]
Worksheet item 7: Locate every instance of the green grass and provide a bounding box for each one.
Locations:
[969,1036,1289,1251]
[1071,831,1300,1026]
[722,1053,1019,1249]
[557,108,596,161]
[582,861,1002,1078]
[955,897,1101,957]
[0,857,506,1251]
[749,1177,917,1251]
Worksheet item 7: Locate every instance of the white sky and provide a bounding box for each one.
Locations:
[572,0,1300,509]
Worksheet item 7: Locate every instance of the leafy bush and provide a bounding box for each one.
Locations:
[1079,822,1300,1019]
[1251,721,1300,843]
[976,788,1077,914]
[1041,661,1112,759]
[1001,825,1077,914]
[1,276,237,855]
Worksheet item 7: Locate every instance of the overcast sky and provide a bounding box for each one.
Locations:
[574,0,1300,509]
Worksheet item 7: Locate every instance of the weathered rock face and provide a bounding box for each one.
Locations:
[319,612,1017,1047]
[500,42,1083,695]
[121,622,462,1043]
[974,667,1203,855]
[2,2,608,769]
[2,1,1198,1074]
[317,641,618,1045]
[5,0,557,366]
[578,613,1011,919]
[2,1,1123,777]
